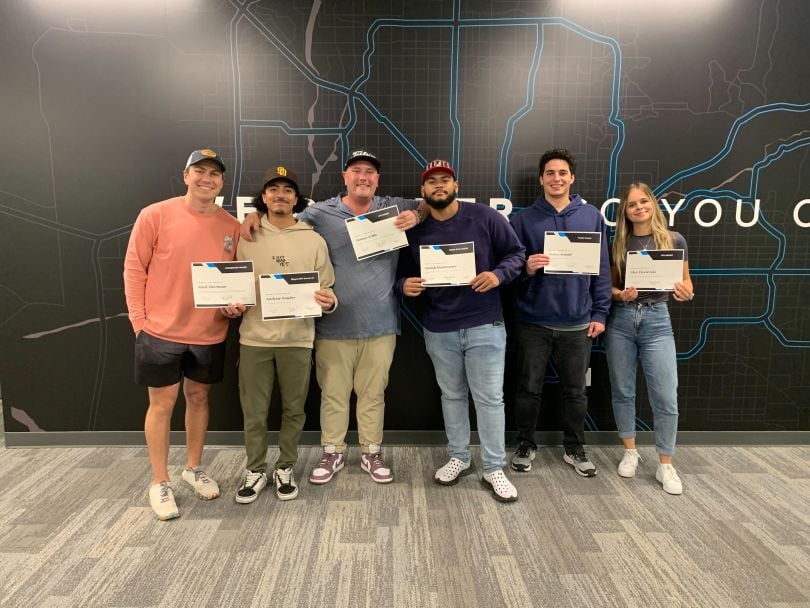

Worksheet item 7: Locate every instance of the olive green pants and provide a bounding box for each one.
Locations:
[238,345,312,471]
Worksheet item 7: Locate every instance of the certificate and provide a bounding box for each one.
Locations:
[191,261,256,308]
[420,242,477,287]
[259,271,322,320]
[345,205,409,261]
[544,231,601,275]
[625,249,684,291]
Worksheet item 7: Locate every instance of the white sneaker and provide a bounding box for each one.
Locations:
[181,467,221,500]
[617,449,641,478]
[656,463,683,495]
[235,470,268,504]
[434,457,472,486]
[482,469,518,503]
[149,481,179,520]
[273,467,299,501]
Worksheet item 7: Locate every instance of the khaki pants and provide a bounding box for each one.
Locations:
[314,334,396,452]
[239,345,312,471]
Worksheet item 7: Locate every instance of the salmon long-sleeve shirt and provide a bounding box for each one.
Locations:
[123,196,240,345]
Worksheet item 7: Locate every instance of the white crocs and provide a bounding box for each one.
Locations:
[482,469,518,502]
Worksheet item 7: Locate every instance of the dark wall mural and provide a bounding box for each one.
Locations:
[1,0,808,438]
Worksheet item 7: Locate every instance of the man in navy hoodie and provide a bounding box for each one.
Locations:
[509,148,611,477]
[399,159,526,502]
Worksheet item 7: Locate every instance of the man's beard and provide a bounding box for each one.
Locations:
[425,190,457,210]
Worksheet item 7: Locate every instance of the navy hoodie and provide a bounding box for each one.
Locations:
[510,194,611,327]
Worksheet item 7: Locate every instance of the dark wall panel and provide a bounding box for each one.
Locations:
[1,1,808,435]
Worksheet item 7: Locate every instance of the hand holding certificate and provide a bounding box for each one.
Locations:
[625,249,684,291]
[544,231,601,275]
[345,205,409,261]
[191,261,257,308]
[259,271,322,320]
[420,242,477,286]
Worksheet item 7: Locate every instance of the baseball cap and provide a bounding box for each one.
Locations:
[421,159,455,182]
[344,150,381,171]
[261,165,300,193]
[185,149,226,172]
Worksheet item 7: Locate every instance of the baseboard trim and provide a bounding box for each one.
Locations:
[4,430,809,448]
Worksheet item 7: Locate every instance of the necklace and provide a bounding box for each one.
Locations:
[635,234,654,250]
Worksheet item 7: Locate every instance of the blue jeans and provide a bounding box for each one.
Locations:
[605,302,679,456]
[424,323,507,473]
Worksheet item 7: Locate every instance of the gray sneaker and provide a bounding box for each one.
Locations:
[510,441,536,472]
[563,447,597,477]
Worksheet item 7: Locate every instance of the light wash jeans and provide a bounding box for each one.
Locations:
[424,322,507,473]
[605,302,679,456]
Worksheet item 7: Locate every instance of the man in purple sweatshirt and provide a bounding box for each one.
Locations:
[509,148,611,477]
[399,159,526,502]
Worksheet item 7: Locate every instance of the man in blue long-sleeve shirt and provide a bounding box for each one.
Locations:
[399,159,526,502]
[509,148,612,478]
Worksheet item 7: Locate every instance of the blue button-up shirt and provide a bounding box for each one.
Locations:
[297,194,418,339]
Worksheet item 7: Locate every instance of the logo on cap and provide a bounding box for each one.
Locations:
[426,159,452,172]
[201,149,218,158]
[344,150,381,171]
[421,159,456,182]
[276,166,287,177]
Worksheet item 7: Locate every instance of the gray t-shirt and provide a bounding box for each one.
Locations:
[626,231,688,304]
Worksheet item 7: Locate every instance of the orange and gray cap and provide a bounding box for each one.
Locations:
[185,149,226,172]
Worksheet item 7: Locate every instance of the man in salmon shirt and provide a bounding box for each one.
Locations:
[124,149,244,520]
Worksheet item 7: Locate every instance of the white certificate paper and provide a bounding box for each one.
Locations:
[420,242,477,287]
[345,205,408,261]
[544,231,602,275]
[259,271,322,320]
[625,249,685,291]
[191,261,256,308]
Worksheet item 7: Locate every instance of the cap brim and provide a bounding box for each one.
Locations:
[421,167,455,182]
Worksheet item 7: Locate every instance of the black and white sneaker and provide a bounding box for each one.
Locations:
[273,467,299,501]
[235,470,268,504]
[510,441,536,472]
[563,447,597,477]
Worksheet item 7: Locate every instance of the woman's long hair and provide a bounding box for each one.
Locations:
[613,182,673,283]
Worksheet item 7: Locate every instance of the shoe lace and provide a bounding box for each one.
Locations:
[276,468,292,485]
[193,469,212,483]
[366,452,385,469]
[317,452,337,469]
[244,470,263,487]
[516,444,532,458]
[158,482,172,503]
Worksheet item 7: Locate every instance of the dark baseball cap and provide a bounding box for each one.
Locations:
[261,165,300,193]
[185,149,226,172]
[344,150,381,171]
[421,159,456,182]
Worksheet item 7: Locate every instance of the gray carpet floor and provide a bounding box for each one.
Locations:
[1,422,809,607]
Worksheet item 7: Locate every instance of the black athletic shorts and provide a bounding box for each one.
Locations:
[134,331,226,387]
